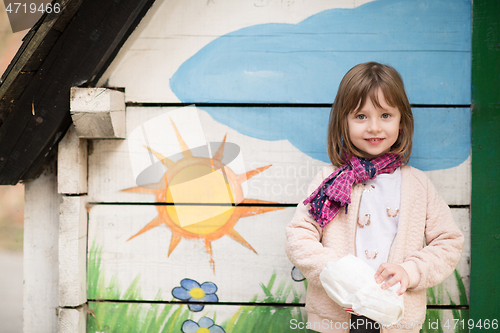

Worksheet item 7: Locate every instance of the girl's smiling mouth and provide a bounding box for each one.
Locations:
[365,138,385,144]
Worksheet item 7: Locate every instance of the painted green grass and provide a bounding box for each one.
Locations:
[221,270,311,333]
[87,241,191,332]
[87,241,309,332]
[87,241,122,301]
[447,270,469,333]
[88,241,469,332]
[421,269,469,333]
[88,302,190,333]
[422,284,445,333]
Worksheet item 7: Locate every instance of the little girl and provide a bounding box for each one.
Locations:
[285,62,464,333]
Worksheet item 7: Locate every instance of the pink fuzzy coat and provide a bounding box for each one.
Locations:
[285,165,464,333]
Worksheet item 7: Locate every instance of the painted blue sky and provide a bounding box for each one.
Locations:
[170,0,471,171]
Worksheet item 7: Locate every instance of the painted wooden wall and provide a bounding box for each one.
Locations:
[79,0,472,332]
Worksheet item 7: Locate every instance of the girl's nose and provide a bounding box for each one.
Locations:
[367,119,381,132]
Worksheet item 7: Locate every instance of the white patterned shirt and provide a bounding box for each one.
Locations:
[356,167,402,271]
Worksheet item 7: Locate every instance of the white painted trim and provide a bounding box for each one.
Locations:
[24,159,60,333]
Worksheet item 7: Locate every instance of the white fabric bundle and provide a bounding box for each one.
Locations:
[319,254,404,325]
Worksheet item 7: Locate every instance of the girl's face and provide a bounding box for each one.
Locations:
[347,89,402,160]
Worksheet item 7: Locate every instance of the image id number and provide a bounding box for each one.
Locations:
[431,319,499,330]
[6,2,61,14]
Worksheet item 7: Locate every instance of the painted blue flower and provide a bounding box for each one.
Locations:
[291,266,305,282]
[181,317,225,333]
[172,278,218,312]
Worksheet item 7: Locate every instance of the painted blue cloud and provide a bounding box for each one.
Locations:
[170,0,471,170]
[171,0,470,104]
[204,107,470,171]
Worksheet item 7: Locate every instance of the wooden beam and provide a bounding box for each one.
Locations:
[470,0,500,325]
[59,196,87,307]
[0,0,156,185]
[24,157,60,333]
[58,124,88,194]
[70,87,125,139]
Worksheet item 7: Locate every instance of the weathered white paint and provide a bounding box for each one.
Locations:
[70,87,125,138]
[87,107,470,205]
[59,196,87,307]
[87,202,469,305]
[425,155,471,206]
[100,0,375,102]
[58,307,86,333]
[58,124,88,194]
[24,159,60,333]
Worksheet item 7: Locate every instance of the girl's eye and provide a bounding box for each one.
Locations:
[356,114,366,120]
[381,113,391,119]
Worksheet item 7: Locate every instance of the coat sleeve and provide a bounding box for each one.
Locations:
[404,175,465,291]
[284,167,339,284]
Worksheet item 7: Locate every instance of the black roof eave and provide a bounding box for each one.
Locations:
[0,0,156,185]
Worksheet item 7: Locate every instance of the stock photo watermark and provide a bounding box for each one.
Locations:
[128,106,326,227]
[290,318,499,331]
[128,106,248,228]
[3,1,60,32]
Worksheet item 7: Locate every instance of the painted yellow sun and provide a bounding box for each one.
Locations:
[123,119,284,271]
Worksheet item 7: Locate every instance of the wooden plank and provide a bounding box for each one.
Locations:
[88,106,328,204]
[87,302,469,332]
[88,107,470,205]
[105,0,471,104]
[0,71,36,126]
[87,204,469,305]
[21,29,63,72]
[57,124,88,194]
[51,0,86,33]
[0,0,156,185]
[59,196,88,307]
[98,0,374,89]
[470,0,500,325]
[87,302,308,333]
[23,158,60,333]
[87,204,303,303]
[424,155,470,208]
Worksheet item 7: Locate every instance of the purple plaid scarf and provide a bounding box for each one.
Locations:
[304,153,402,228]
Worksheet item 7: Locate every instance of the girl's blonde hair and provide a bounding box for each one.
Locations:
[327,62,413,167]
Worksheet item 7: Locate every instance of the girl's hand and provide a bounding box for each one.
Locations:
[374,263,409,296]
